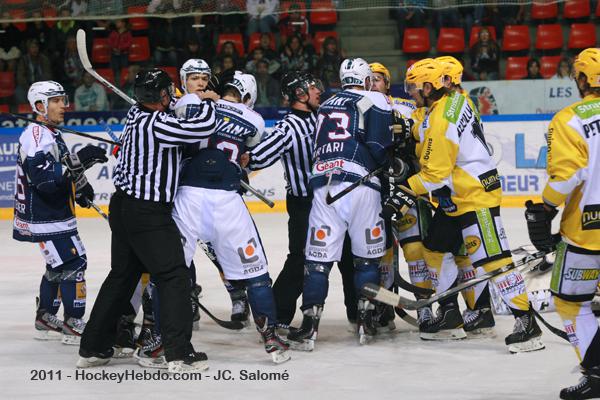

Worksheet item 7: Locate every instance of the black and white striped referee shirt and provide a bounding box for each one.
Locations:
[113,102,216,203]
[248,109,316,197]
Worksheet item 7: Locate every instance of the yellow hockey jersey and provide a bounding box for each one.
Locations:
[391,96,417,119]
[407,91,501,216]
[543,94,600,250]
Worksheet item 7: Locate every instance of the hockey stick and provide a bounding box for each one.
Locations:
[241,181,274,208]
[196,302,245,330]
[76,29,134,106]
[530,304,569,342]
[2,113,120,146]
[362,250,548,310]
[89,202,109,221]
[325,166,385,205]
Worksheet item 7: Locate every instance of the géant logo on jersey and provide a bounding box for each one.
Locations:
[314,159,344,174]
[564,268,600,281]
[582,204,600,230]
[465,235,482,255]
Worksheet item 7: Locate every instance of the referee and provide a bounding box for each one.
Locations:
[240,72,357,329]
[78,69,218,372]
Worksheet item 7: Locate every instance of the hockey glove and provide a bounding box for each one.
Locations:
[62,146,108,173]
[524,200,560,252]
[237,169,250,196]
[393,113,414,142]
[73,173,95,208]
[383,158,410,185]
[381,184,417,221]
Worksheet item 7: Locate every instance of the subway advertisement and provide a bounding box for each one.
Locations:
[0,115,549,218]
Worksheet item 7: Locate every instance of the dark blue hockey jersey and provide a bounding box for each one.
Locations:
[310,89,393,190]
[175,96,264,191]
[13,123,77,242]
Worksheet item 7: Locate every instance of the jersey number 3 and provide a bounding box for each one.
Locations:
[318,112,351,140]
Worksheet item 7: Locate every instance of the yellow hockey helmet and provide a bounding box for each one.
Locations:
[404,58,445,93]
[435,55,463,85]
[369,62,391,90]
[573,48,600,88]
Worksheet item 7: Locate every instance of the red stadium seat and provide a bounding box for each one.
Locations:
[9,9,26,32]
[129,36,150,62]
[217,33,245,57]
[505,56,530,80]
[95,68,115,84]
[563,0,591,19]
[535,24,563,50]
[597,1,600,17]
[501,25,531,52]
[568,23,597,49]
[0,72,16,98]
[403,28,430,54]
[540,55,562,78]
[92,38,111,64]
[127,6,149,31]
[0,104,8,113]
[469,26,497,47]
[310,2,337,25]
[42,7,57,28]
[17,104,31,113]
[437,27,465,54]
[313,31,338,55]
[248,32,276,53]
[531,2,559,20]
[159,66,179,87]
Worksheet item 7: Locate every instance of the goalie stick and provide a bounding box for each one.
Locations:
[362,250,548,310]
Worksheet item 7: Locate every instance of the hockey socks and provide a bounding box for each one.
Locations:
[301,261,332,310]
[246,274,277,326]
[354,257,380,299]
[39,271,61,315]
[58,255,87,319]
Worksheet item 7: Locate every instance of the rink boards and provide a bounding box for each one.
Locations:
[0,114,552,219]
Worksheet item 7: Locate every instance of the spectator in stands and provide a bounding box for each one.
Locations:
[215,1,244,33]
[15,39,52,104]
[315,36,343,90]
[254,59,280,107]
[552,58,573,80]
[150,18,181,67]
[279,3,310,45]
[108,19,132,86]
[180,13,214,61]
[222,55,235,73]
[61,35,84,99]
[391,0,427,45]
[246,47,280,76]
[148,0,185,13]
[525,58,543,80]
[469,27,499,81]
[88,0,123,14]
[0,13,22,72]
[25,11,52,54]
[434,0,461,35]
[247,0,279,37]
[280,34,311,75]
[178,38,211,69]
[71,0,89,17]
[217,41,241,70]
[111,64,139,110]
[48,8,79,65]
[257,33,278,61]
[74,71,109,111]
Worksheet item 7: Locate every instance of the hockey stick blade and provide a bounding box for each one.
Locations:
[325,166,384,205]
[530,305,569,342]
[362,250,548,310]
[394,269,434,296]
[395,307,418,327]
[196,302,245,330]
[76,29,135,106]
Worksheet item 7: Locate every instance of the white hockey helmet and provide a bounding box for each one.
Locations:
[226,71,257,109]
[27,81,69,116]
[340,58,374,90]
[179,58,211,93]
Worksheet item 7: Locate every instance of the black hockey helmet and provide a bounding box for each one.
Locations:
[281,71,323,103]
[134,68,174,103]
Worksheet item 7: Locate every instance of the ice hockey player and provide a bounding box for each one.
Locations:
[13,81,108,345]
[369,61,431,332]
[287,58,400,349]
[240,71,359,334]
[386,58,544,352]
[171,71,290,364]
[525,48,600,399]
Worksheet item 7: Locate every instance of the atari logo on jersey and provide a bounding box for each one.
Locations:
[582,205,600,230]
[238,238,260,264]
[478,169,501,192]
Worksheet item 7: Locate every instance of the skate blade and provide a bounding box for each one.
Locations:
[193,320,200,331]
[134,348,168,369]
[359,333,374,345]
[168,360,209,373]
[112,346,135,358]
[465,327,497,339]
[288,339,314,352]
[76,356,111,368]
[508,336,545,354]
[34,329,62,341]
[62,334,81,346]
[420,328,467,341]
[270,350,291,364]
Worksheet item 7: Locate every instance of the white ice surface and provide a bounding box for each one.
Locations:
[0,208,580,400]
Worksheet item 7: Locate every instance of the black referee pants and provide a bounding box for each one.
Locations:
[81,190,194,361]
[272,194,357,325]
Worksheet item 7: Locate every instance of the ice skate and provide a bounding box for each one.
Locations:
[257,317,290,364]
[505,310,545,353]
[34,309,63,341]
[191,284,202,331]
[62,316,85,345]
[168,351,209,373]
[420,303,467,341]
[76,347,113,368]
[134,325,167,369]
[231,296,251,328]
[560,367,600,400]
[357,298,377,345]
[287,305,322,352]
[374,302,396,333]
[463,307,496,338]
[113,314,136,358]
